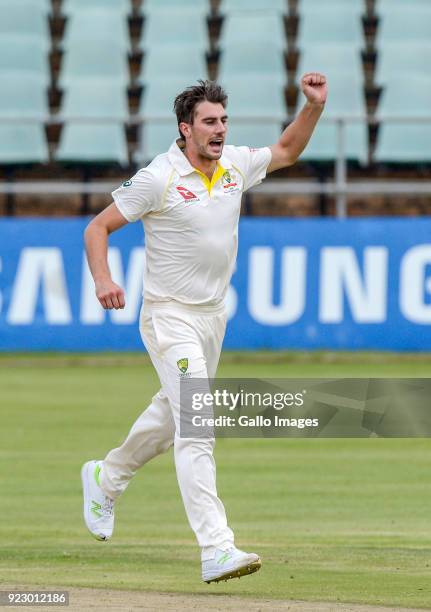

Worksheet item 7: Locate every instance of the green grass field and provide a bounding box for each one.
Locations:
[1,352,431,609]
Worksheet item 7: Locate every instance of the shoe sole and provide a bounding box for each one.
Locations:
[204,558,262,584]
[81,461,108,542]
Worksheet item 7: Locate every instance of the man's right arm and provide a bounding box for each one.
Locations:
[84,202,128,310]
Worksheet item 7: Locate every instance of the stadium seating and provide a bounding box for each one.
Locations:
[144,0,209,9]
[62,10,130,50]
[374,76,431,163]
[62,0,131,16]
[56,123,129,165]
[59,42,130,88]
[222,75,286,120]
[0,125,49,164]
[0,2,49,38]
[297,44,363,83]
[136,121,179,163]
[226,123,281,148]
[375,0,430,13]
[218,41,286,83]
[219,0,287,13]
[296,8,364,47]
[61,80,129,121]
[220,13,286,47]
[375,43,431,85]
[376,9,431,43]
[139,45,208,84]
[141,10,208,48]
[0,36,50,85]
[298,0,364,16]
[296,75,368,163]
[0,72,49,164]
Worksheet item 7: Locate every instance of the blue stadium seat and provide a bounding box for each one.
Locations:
[144,0,209,9]
[0,73,47,118]
[374,124,431,163]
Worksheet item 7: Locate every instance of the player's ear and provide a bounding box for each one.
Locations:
[180,122,191,139]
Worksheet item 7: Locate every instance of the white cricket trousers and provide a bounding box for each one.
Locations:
[99,301,235,555]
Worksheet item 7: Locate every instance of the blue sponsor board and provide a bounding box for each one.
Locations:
[0,218,431,351]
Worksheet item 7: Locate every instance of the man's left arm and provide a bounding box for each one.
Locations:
[267,73,328,173]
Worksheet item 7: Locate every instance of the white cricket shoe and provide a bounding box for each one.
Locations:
[202,546,261,583]
[81,460,115,541]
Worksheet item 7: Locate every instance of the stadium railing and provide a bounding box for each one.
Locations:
[1,114,431,218]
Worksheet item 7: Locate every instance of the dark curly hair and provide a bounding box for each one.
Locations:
[173,79,228,139]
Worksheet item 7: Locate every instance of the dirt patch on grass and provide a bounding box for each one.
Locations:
[2,586,425,611]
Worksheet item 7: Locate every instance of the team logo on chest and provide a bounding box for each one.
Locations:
[222,170,240,194]
[176,185,200,203]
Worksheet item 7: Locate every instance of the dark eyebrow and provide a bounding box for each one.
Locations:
[202,115,229,121]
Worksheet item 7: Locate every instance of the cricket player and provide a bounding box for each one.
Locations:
[81,75,327,583]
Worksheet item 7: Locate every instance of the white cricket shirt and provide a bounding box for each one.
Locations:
[112,140,272,307]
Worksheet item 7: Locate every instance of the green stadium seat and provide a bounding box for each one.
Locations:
[296,73,368,163]
[0,3,49,39]
[141,11,208,48]
[62,0,130,16]
[376,0,430,13]
[219,0,287,13]
[59,43,130,88]
[298,0,364,16]
[374,124,431,163]
[143,4,209,17]
[61,79,129,120]
[144,0,209,9]
[140,78,202,118]
[62,10,130,50]
[220,14,286,47]
[218,42,286,83]
[377,75,431,118]
[56,124,129,165]
[226,123,282,148]
[139,46,208,84]
[297,44,363,83]
[221,75,286,120]
[0,73,47,117]
[0,125,49,164]
[135,120,179,163]
[377,9,431,43]
[297,9,364,47]
[0,71,49,164]
[375,43,431,85]
[299,122,368,164]
[0,36,50,85]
